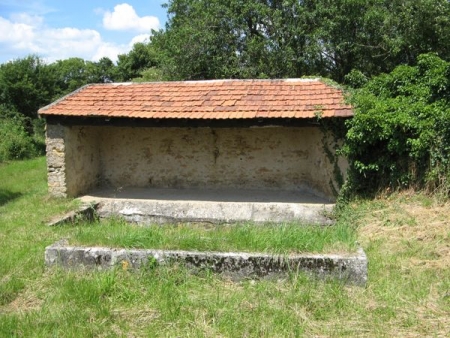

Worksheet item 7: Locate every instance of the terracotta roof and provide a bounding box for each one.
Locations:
[38,79,352,119]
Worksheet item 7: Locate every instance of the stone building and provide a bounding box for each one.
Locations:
[39,79,352,207]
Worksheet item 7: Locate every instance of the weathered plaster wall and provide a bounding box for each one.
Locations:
[46,124,347,199]
[98,126,344,199]
[46,124,101,197]
[64,126,101,197]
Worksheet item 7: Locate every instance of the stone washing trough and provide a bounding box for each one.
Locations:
[45,240,367,286]
[45,200,367,285]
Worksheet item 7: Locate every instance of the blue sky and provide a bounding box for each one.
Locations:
[0,1,168,64]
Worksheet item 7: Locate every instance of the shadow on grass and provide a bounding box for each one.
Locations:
[0,189,22,207]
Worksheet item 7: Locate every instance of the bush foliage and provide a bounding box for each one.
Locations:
[0,107,40,162]
[343,54,450,197]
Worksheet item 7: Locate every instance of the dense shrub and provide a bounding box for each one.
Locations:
[0,108,39,162]
[342,54,450,197]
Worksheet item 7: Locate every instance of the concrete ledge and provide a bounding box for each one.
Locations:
[79,188,335,225]
[45,240,367,286]
[46,203,99,226]
[92,200,333,225]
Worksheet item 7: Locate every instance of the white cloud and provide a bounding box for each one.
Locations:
[103,3,159,33]
[0,16,35,44]
[92,42,128,62]
[0,13,131,63]
[38,28,104,61]
[129,34,150,46]
[9,12,44,27]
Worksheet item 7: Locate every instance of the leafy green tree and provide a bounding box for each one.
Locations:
[116,42,161,81]
[49,57,118,98]
[49,58,90,96]
[152,0,305,80]
[0,55,119,158]
[386,0,450,65]
[0,55,54,119]
[91,57,117,83]
[152,0,450,81]
[132,67,166,82]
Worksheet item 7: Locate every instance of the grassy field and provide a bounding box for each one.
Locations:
[0,157,449,337]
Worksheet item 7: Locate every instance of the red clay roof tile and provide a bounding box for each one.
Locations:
[38,79,352,120]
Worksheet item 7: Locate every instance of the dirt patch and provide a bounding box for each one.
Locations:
[111,306,160,326]
[1,292,43,314]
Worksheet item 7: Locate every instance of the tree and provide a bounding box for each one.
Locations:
[152,0,450,82]
[0,54,119,154]
[49,58,90,97]
[152,0,308,80]
[89,57,118,84]
[49,57,118,98]
[0,55,54,119]
[116,42,161,81]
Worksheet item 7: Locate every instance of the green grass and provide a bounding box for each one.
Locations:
[70,218,357,254]
[1,157,449,337]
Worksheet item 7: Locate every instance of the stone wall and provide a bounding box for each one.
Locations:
[46,124,67,197]
[46,124,347,200]
[46,124,101,197]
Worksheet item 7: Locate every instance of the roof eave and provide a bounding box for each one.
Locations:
[38,83,94,117]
